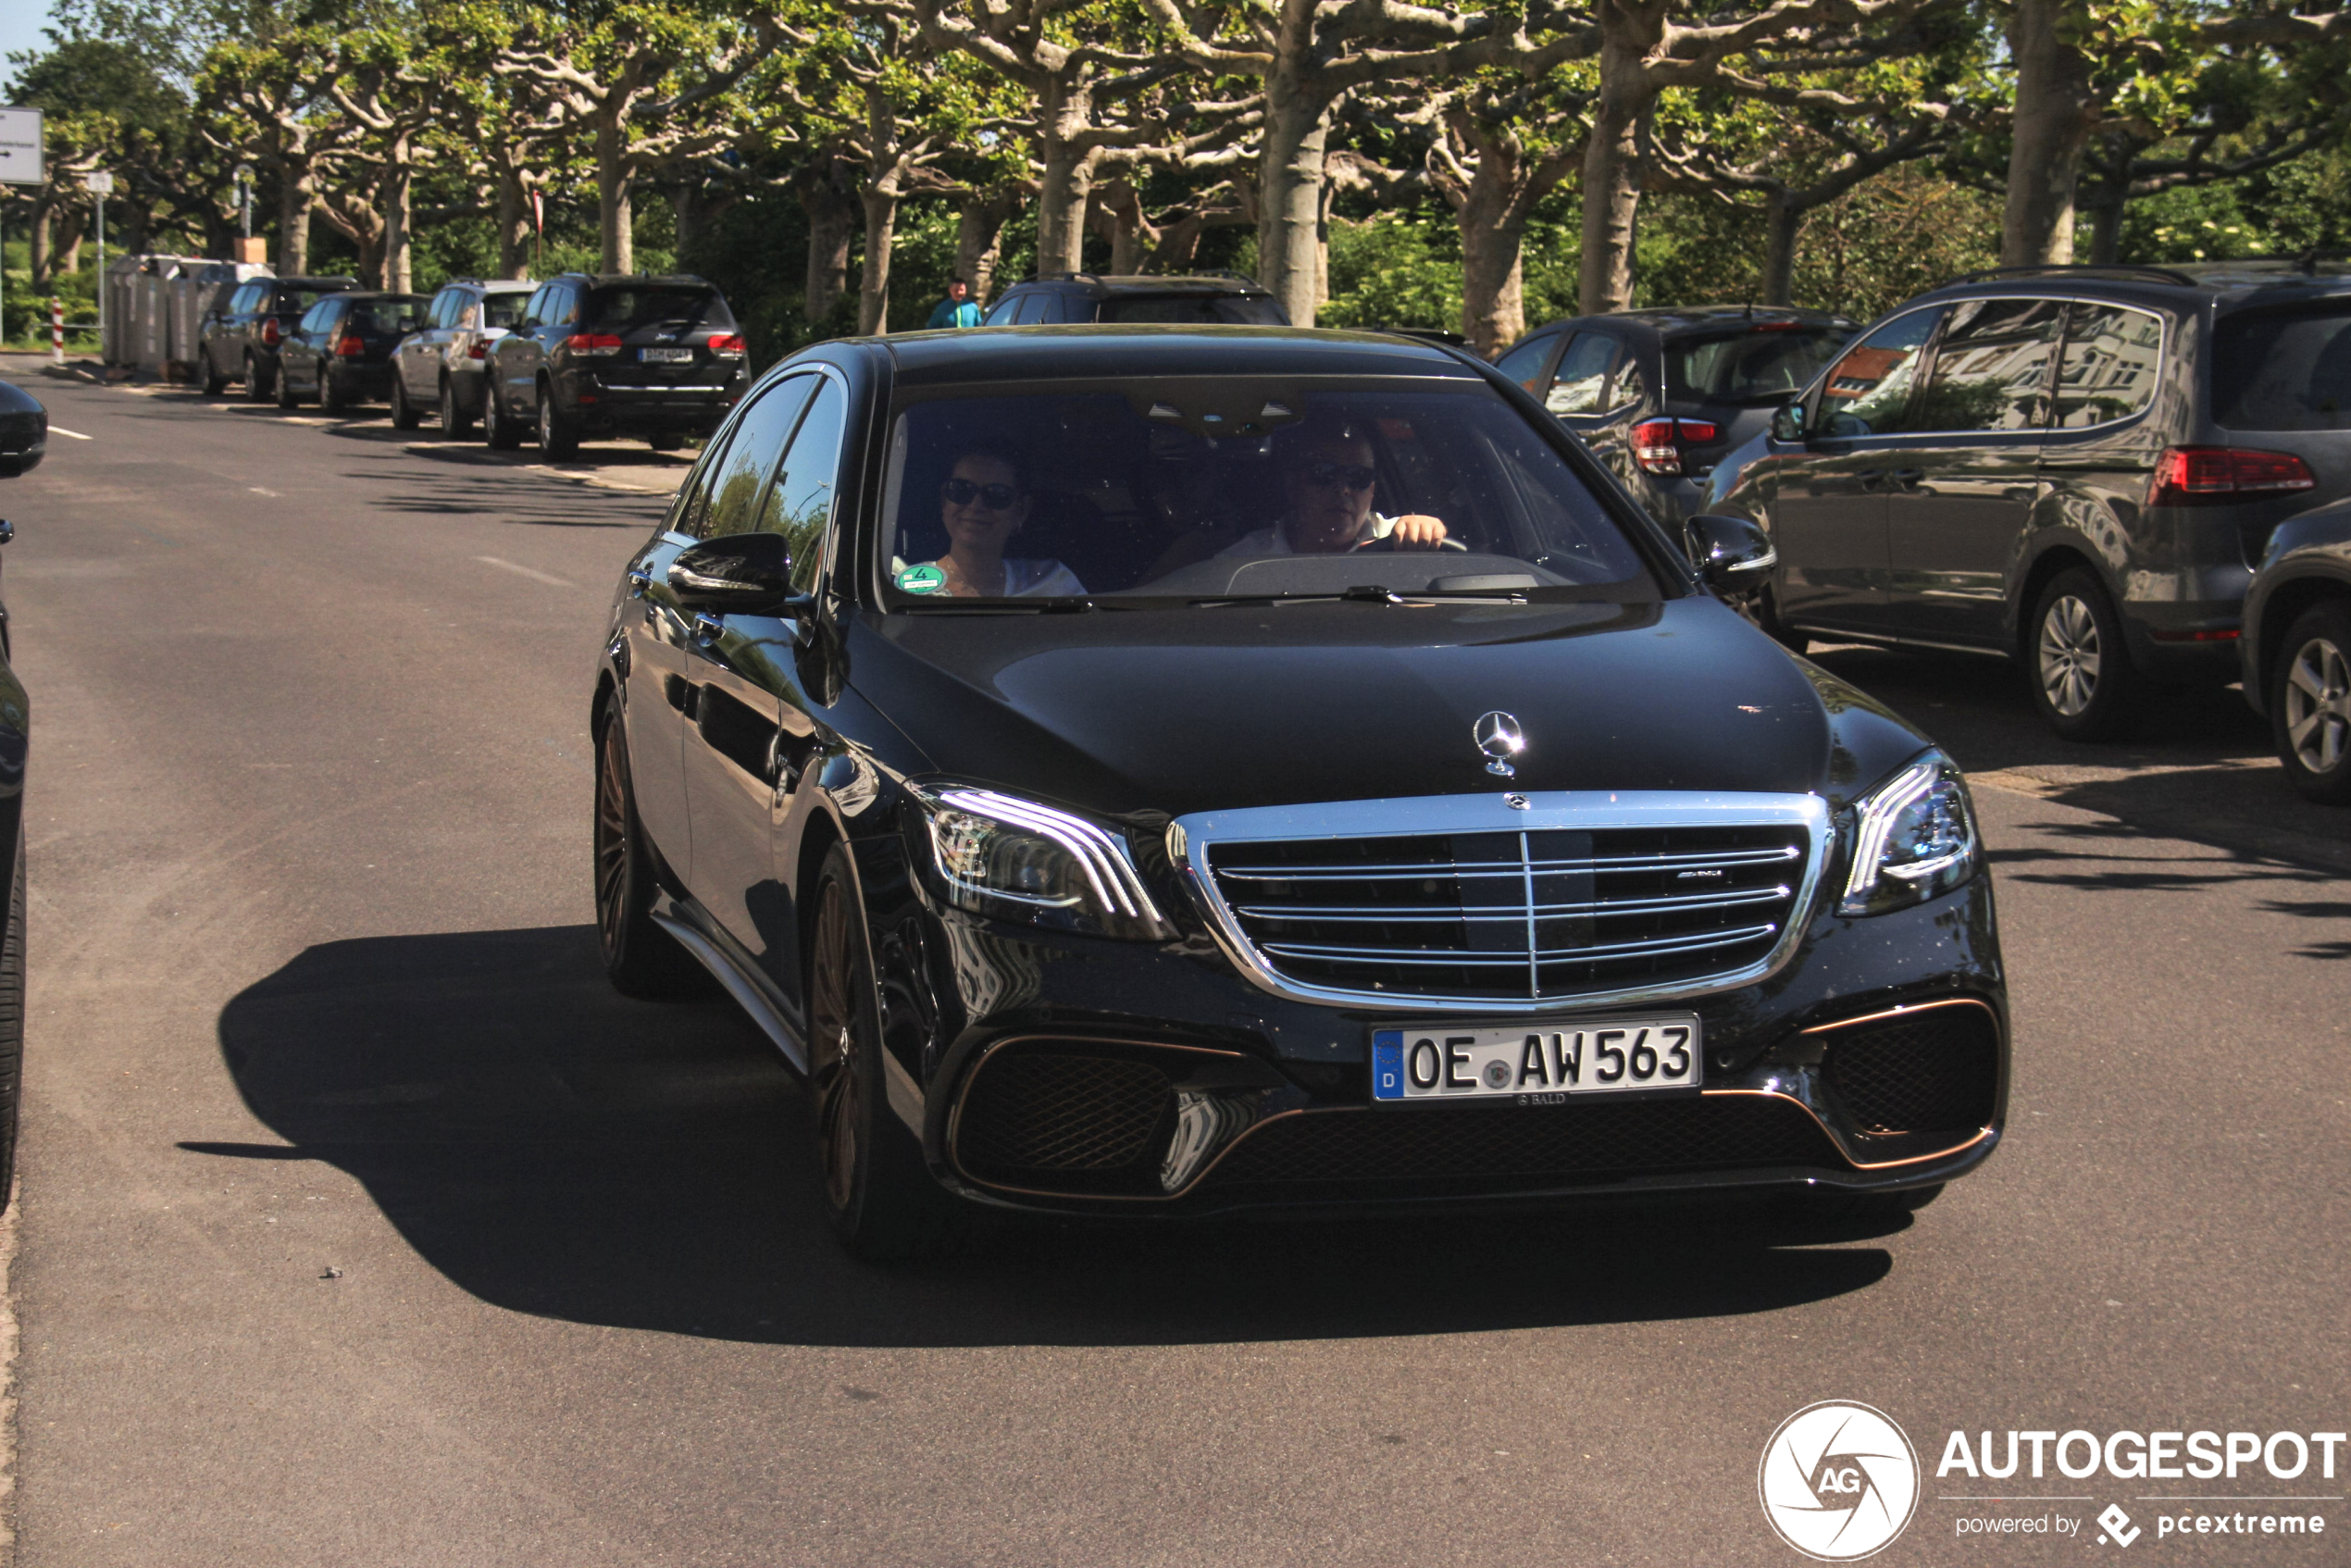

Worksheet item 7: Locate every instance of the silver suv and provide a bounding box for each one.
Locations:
[390,279,537,437]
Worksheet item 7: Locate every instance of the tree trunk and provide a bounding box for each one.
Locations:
[801,164,854,324]
[1760,187,1801,306]
[955,189,1016,303]
[859,185,897,335]
[1258,91,1331,327]
[56,206,86,278]
[1579,20,1654,316]
[279,173,311,276]
[29,201,48,288]
[2001,0,2096,267]
[495,168,531,279]
[2080,135,2133,265]
[1455,141,1530,355]
[673,185,703,266]
[596,119,632,274]
[382,138,414,292]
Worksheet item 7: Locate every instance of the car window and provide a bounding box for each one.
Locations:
[1914,297,2065,433]
[584,286,730,331]
[2212,305,2351,431]
[983,294,1021,325]
[297,301,335,334]
[1493,333,1561,394]
[1095,295,1286,325]
[1014,292,1054,326]
[428,291,459,330]
[759,379,851,592]
[481,292,525,330]
[2051,304,2165,429]
[276,287,330,316]
[1547,334,1617,416]
[351,297,424,335]
[230,283,266,315]
[700,377,818,540]
[1666,328,1849,405]
[1816,308,1942,436]
[877,382,1656,603]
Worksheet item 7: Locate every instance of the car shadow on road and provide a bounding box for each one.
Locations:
[201,924,1897,1348]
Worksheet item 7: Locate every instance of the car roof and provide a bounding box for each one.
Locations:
[559,272,716,289]
[1525,306,1857,340]
[874,324,1481,386]
[276,277,360,289]
[335,292,428,302]
[443,278,536,292]
[1911,261,2351,316]
[1016,273,1275,298]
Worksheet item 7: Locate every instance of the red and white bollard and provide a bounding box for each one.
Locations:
[50,298,63,366]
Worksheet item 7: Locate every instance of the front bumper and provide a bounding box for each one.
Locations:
[865,849,2008,1218]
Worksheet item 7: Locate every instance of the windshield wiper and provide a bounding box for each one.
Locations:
[1182,585,1529,607]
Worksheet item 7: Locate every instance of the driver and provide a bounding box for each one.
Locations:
[1218,414,1449,556]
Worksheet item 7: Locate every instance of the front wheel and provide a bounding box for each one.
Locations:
[2028,567,2141,740]
[201,355,229,396]
[2271,600,2351,805]
[483,384,522,451]
[537,383,580,459]
[389,375,421,429]
[592,712,703,998]
[806,843,966,1261]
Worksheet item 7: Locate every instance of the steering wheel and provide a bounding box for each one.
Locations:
[1352,531,1471,553]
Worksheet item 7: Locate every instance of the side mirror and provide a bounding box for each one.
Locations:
[1769,403,1806,443]
[1685,514,1777,592]
[667,531,796,615]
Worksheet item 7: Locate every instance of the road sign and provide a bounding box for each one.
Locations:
[84,169,114,195]
[0,107,42,185]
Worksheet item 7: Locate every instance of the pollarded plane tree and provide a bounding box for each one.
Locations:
[195,29,342,276]
[1419,71,1591,353]
[1078,81,1265,276]
[318,29,443,292]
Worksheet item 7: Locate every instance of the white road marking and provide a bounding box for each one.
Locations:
[47,425,92,440]
[249,487,280,497]
[476,555,574,589]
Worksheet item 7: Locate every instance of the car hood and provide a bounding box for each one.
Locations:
[843,596,1933,820]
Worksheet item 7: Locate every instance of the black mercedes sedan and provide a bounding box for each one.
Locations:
[591,327,2008,1257]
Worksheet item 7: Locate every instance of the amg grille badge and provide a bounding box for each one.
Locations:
[1474,711,1524,778]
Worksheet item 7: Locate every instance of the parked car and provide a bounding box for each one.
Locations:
[274,292,429,415]
[1493,307,1856,528]
[389,277,536,436]
[589,324,2008,1259]
[2242,495,2351,802]
[197,275,361,400]
[1706,260,2351,739]
[482,273,749,458]
[980,272,1289,326]
[0,380,38,1208]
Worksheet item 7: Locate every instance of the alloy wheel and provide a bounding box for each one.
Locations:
[592,735,632,963]
[806,878,863,1217]
[2283,634,2351,778]
[2037,595,2101,718]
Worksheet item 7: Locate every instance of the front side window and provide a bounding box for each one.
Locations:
[2213,305,2351,431]
[1546,334,1617,416]
[876,383,1656,604]
[1816,308,1942,436]
[760,380,851,592]
[1914,297,2066,433]
[1014,292,1054,325]
[699,377,818,539]
[1667,328,1849,405]
[2053,304,2164,428]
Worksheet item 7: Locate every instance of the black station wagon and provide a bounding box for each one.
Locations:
[591,326,2009,1257]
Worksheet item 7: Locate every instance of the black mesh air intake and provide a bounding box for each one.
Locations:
[1822,1005,2000,1137]
[954,1051,1174,1188]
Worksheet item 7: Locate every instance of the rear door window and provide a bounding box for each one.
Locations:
[2053,304,2164,428]
[699,378,819,539]
[1546,334,1618,416]
[2213,305,2351,430]
[1014,292,1055,325]
[1915,297,2066,432]
[1816,308,1942,436]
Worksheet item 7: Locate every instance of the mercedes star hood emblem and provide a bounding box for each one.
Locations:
[1474,711,1524,778]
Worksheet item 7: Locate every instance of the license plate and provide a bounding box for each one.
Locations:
[1371,1017,1701,1103]
[641,346,693,363]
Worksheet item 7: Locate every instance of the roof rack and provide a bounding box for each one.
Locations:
[1937,263,2198,289]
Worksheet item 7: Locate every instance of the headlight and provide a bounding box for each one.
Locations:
[910,784,1176,940]
[1838,752,1978,916]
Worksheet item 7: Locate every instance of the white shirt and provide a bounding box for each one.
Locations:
[1215,513,1406,558]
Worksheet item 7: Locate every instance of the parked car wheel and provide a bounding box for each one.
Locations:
[805,842,967,1262]
[2271,600,2351,804]
[2029,567,2141,740]
[244,355,274,403]
[275,366,303,410]
[482,386,522,452]
[319,367,350,417]
[647,433,686,453]
[201,356,230,396]
[438,378,473,438]
[389,376,421,429]
[536,382,580,459]
[591,712,704,998]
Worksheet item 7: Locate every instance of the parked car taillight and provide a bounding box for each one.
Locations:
[335,333,366,357]
[260,317,280,347]
[2147,446,2317,505]
[1630,418,1721,477]
[467,340,489,359]
[566,333,623,356]
[708,333,746,357]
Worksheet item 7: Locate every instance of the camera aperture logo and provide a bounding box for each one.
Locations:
[1760,1401,1922,1561]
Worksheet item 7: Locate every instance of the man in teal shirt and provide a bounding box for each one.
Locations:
[926,278,982,330]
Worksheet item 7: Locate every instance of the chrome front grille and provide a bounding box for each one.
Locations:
[1176,792,1826,1008]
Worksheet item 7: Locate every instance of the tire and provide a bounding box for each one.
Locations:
[201,355,229,396]
[806,842,966,1261]
[592,711,703,999]
[0,828,25,1215]
[439,378,473,439]
[2270,600,2351,805]
[245,355,274,403]
[389,375,421,429]
[2027,567,2141,740]
[647,432,685,453]
[319,367,348,417]
[483,385,522,451]
[275,363,302,409]
[537,382,580,459]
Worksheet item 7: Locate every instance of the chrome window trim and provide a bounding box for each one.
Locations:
[1167,790,1832,1014]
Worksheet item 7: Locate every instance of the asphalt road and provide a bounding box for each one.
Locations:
[2,359,2346,1567]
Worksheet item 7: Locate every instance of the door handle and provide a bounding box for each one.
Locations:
[692,612,724,648]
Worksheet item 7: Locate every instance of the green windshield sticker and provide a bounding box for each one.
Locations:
[896,564,948,594]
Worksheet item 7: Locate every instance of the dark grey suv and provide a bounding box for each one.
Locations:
[980,272,1288,326]
[1708,262,2351,738]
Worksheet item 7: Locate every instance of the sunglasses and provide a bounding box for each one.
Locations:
[942,478,1020,509]
[1300,461,1378,492]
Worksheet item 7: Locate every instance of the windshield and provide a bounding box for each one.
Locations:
[1667,328,1850,404]
[2213,305,2351,430]
[585,286,732,331]
[1096,295,1287,326]
[877,383,1657,605]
